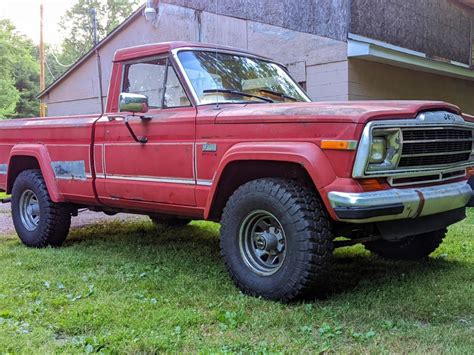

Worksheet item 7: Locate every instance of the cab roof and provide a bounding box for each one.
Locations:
[113,41,267,62]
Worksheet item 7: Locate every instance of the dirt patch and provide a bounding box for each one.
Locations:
[0,203,145,237]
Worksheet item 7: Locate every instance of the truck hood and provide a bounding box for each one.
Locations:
[215,100,465,124]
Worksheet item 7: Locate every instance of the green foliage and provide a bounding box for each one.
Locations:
[0,211,472,352]
[57,0,139,71]
[0,78,19,118]
[0,20,39,119]
[0,1,139,118]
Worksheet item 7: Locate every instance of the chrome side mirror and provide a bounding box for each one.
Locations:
[119,93,149,114]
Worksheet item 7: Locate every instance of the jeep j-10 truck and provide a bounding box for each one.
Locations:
[0,42,473,301]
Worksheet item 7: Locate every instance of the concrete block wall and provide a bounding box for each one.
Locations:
[306,61,349,101]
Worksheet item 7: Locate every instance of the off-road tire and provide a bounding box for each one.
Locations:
[364,229,447,260]
[220,178,333,302]
[11,169,71,248]
[149,216,191,227]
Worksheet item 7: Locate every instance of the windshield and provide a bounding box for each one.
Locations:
[177,50,311,105]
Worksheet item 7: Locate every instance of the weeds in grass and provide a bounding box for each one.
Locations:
[0,211,472,352]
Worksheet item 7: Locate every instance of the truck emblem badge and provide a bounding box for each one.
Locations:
[202,143,217,152]
[419,111,463,123]
[443,113,456,121]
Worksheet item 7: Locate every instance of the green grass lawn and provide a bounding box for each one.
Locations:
[0,211,472,353]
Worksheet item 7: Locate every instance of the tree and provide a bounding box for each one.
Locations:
[58,0,139,68]
[0,20,39,119]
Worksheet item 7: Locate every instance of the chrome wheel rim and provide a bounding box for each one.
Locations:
[239,210,287,276]
[19,190,41,231]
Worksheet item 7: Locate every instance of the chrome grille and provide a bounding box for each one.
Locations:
[353,111,474,183]
[399,128,473,168]
[402,129,472,141]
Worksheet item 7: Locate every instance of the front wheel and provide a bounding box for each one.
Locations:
[11,170,71,248]
[220,179,333,302]
[364,229,447,260]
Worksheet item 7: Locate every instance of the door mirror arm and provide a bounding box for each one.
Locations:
[124,115,148,144]
[106,114,149,144]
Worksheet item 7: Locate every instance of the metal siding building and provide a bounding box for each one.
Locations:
[39,0,474,115]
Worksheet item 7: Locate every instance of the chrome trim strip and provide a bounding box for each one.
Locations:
[51,161,87,181]
[387,169,466,187]
[193,142,199,182]
[196,179,213,187]
[328,181,472,223]
[403,138,474,144]
[0,164,7,175]
[102,144,106,175]
[104,173,212,186]
[104,142,193,146]
[105,174,194,185]
[401,150,472,158]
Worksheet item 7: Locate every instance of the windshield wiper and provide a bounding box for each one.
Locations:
[258,89,298,102]
[203,89,274,103]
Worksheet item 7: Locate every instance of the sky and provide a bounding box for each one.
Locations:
[0,0,78,46]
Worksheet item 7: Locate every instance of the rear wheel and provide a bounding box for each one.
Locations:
[11,170,71,248]
[149,216,191,228]
[220,179,333,301]
[364,229,446,260]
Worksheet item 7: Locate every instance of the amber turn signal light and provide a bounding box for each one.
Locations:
[359,178,389,192]
[321,140,358,151]
[467,167,474,178]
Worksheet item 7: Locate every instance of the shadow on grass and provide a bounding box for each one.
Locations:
[55,220,467,302]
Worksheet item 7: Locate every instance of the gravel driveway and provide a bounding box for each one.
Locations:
[0,202,144,236]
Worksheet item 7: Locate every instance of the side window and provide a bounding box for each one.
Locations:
[123,58,167,109]
[164,64,191,108]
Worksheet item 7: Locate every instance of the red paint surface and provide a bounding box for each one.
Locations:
[0,42,469,220]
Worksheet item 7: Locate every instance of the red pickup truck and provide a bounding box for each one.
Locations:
[1,42,473,301]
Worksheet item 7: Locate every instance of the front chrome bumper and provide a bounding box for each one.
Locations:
[328,181,473,223]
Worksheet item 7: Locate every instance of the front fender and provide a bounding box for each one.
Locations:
[204,142,337,218]
[7,144,64,202]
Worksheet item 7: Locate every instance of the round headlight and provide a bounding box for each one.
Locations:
[369,137,387,164]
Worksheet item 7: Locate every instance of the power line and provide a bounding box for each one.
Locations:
[48,50,77,68]
[44,59,56,82]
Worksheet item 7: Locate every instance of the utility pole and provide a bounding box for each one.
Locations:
[39,4,46,117]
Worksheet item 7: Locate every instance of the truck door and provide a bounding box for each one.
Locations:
[98,55,197,206]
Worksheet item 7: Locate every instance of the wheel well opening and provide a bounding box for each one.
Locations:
[7,156,41,194]
[208,160,316,221]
